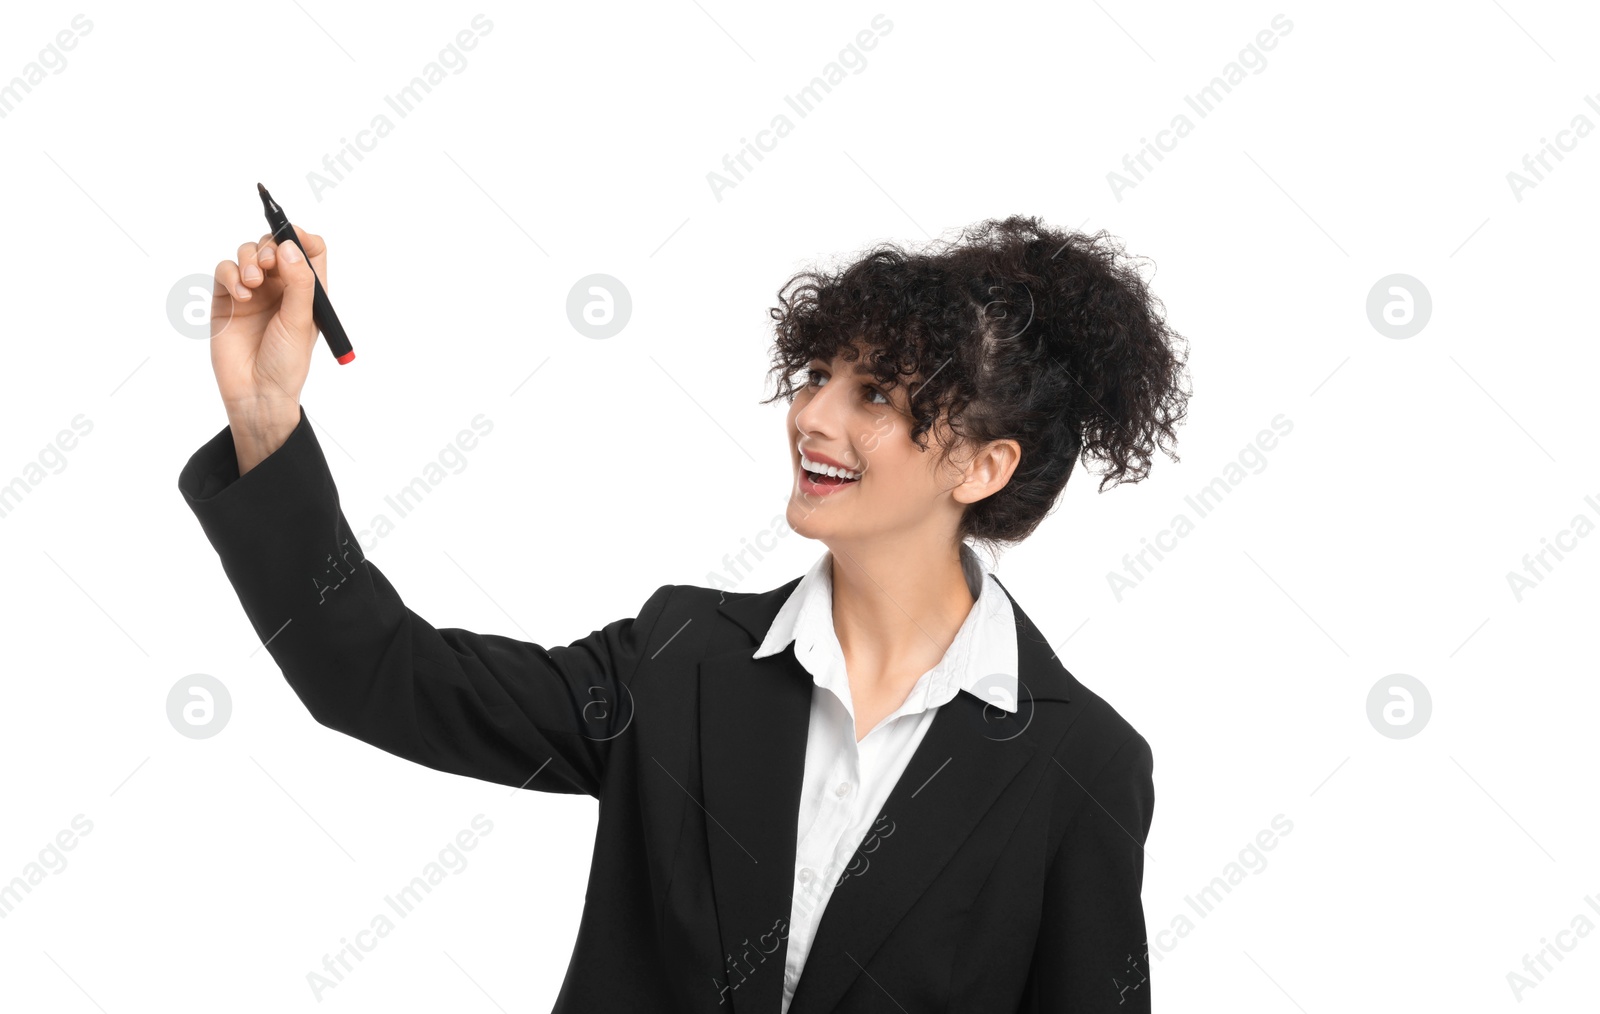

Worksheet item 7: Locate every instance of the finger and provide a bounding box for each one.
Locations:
[214,259,249,301]
[278,225,327,285]
[237,241,263,287]
[257,231,277,268]
[273,238,317,344]
[287,226,325,261]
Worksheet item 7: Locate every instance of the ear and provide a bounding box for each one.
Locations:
[952,438,1021,505]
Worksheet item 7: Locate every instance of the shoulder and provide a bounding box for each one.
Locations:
[996,580,1151,776]
[645,579,797,619]
[1055,667,1149,762]
[1039,665,1154,824]
[1027,666,1155,861]
[632,577,802,658]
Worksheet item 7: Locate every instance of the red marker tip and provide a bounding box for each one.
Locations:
[337,351,356,364]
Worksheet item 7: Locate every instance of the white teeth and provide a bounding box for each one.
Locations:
[800,453,861,480]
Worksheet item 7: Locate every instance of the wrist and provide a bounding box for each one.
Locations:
[226,401,301,475]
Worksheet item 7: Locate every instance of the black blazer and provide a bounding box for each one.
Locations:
[179,406,1155,1013]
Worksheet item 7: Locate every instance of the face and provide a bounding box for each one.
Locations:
[785,346,979,552]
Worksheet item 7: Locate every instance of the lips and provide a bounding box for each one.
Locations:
[803,467,858,486]
[798,466,858,496]
[798,454,861,486]
[796,443,862,498]
[799,446,857,472]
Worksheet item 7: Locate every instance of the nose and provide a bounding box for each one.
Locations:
[793,374,850,444]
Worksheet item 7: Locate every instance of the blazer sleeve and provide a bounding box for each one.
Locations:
[177,405,673,797]
[1020,732,1155,1012]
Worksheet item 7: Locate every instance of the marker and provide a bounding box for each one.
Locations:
[256,182,355,364]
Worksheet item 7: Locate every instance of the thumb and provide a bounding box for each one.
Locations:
[275,239,319,345]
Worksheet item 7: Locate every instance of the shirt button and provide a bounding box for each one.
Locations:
[834,782,850,797]
[799,867,813,883]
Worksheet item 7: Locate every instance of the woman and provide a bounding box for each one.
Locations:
[181,214,1190,1012]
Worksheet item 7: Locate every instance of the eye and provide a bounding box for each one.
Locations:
[804,366,892,406]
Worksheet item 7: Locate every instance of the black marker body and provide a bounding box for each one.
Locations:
[256,183,355,364]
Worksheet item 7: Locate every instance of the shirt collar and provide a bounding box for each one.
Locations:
[752,542,1020,714]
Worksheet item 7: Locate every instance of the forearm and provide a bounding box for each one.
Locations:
[178,412,675,793]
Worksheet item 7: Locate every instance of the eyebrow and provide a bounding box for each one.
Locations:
[810,358,878,377]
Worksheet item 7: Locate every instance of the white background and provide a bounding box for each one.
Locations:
[1,2,1595,1010]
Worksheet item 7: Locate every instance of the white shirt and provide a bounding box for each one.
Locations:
[752,542,1020,1012]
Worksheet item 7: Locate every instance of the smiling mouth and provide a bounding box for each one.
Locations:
[802,466,860,486]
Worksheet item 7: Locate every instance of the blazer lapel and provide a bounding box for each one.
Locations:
[701,584,813,1014]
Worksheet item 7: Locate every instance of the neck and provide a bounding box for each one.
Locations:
[826,534,976,693]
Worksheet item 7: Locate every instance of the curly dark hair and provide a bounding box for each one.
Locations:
[762,214,1192,551]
